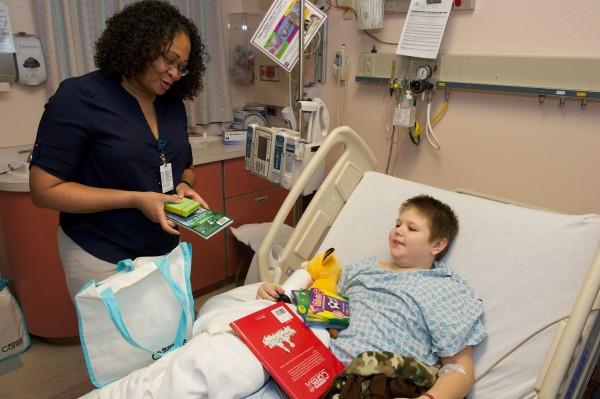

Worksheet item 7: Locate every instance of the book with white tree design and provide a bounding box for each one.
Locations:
[230,302,344,399]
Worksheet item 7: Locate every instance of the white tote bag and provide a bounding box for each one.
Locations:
[75,242,195,388]
[0,279,31,361]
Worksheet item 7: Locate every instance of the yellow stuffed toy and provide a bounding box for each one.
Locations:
[305,247,342,339]
[305,247,340,296]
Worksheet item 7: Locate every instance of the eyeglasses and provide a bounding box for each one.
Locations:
[162,54,189,77]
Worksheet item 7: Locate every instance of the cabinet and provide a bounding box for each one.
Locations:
[223,158,292,279]
[0,156,291,338]
[0,192,77,338]
[181,162,227,292]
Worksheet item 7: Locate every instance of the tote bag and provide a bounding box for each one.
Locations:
[0,279,31,361]
[75,242,195,388]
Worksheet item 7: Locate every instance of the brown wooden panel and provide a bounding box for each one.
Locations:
[225,186,292,279]
[0,191,77,338]
[223,157,278,199]
[184,162,227,292]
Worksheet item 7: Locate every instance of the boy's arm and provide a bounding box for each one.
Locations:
[256,282,285,301]
[413,346,475,399]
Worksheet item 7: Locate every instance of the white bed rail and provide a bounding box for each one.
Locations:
[536,245,600,398]
[458,188,600,398]
[256,126,377,283]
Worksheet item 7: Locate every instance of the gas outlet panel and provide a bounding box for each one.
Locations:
[357,52,440,85]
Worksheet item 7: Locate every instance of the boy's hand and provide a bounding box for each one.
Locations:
[256,283,285,301]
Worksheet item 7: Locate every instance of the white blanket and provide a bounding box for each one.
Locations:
[80,284,330,399]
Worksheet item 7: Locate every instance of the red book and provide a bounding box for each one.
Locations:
[230,302,344,399]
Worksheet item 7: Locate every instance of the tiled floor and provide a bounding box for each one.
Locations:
[0,284,235,399]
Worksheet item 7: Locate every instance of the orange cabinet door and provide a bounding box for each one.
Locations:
[179,162,227,293]
[223,157,278,199]
[225,186,292,279]
[0,192,77,338]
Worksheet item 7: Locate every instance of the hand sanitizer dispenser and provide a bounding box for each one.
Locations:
[13,33,46,86]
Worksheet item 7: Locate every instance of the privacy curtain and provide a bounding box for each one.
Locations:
[32,0,233,125]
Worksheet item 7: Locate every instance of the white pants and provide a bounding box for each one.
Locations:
[57,226,117,302]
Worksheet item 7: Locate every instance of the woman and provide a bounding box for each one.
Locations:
[29,0,208,300]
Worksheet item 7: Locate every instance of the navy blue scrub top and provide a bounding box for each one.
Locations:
[30,70,193,263]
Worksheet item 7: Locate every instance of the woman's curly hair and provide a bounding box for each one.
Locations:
[94,0,206,101]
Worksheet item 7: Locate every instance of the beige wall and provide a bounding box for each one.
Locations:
[240,0,600,214]
[0,0,46,147]
[1,0,599,214]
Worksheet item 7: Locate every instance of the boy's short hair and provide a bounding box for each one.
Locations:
[400,195,459,259]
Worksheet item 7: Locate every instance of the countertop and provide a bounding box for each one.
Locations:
[191,139,245,165]
[0,140,246,193]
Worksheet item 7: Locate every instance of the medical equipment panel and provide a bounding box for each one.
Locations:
[252,127,274,180]
[245,124,324,196]
[356,52,440,85]
[246,125,297,180]
[436,54,600,100]
[272,133,285,185]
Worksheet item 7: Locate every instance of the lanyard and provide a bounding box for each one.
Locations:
[157,138,173,193]
[157,138,167,165]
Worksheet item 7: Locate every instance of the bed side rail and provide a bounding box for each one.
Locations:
[454,189,600,398]
[536,245,600,398]
[256,126,377,283]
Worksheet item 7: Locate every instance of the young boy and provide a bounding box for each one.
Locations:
[257,194,486,399]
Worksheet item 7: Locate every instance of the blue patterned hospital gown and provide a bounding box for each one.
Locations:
[329,257,486,366]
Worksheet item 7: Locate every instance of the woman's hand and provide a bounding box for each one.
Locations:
[256,283,285,301]
[134,191,183,235]
[175,182,209,209]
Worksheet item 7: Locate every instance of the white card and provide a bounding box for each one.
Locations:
[160,163,174,193]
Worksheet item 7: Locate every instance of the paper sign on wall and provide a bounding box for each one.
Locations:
[396,0,453,60]
[0,3,16,53]
[251,0,326,72]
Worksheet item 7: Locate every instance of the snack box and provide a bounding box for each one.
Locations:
[293,288,350,330]
[164,197,200,217]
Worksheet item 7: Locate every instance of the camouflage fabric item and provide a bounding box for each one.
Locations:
[320,351,439,399]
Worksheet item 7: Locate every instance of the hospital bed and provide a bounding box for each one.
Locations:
[82,126,600,399]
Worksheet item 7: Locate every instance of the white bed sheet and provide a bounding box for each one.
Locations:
[315,171,600,398]
[80,283,330,399]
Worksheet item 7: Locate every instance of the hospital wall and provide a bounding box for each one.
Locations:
[1,0,598,215]
[0,1,47,148]
[238,0,600,215]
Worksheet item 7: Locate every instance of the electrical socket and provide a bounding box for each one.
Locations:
[363,53,375,76]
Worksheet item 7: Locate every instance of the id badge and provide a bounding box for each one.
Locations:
[160,163,174,193]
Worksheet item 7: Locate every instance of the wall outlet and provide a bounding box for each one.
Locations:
[363,53,375,76]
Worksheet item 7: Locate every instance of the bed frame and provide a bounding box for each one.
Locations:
[256,125,600,398]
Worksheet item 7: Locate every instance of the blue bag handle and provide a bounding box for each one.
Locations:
[99,250,191,357]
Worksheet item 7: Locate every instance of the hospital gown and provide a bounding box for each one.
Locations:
[329,257,486,365]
